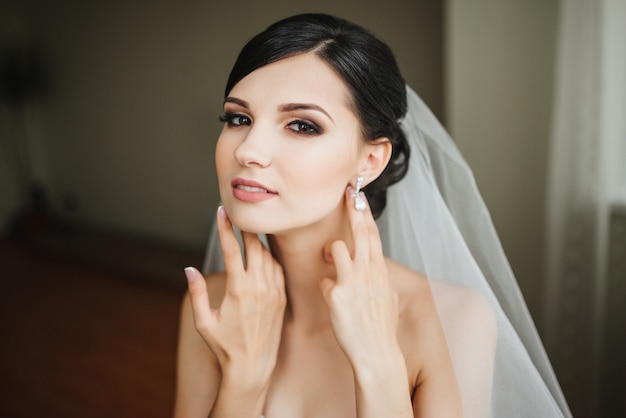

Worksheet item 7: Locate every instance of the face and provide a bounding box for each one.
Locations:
[215,53,366,234]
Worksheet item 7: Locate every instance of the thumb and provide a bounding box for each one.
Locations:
[185,266,215,329]
[322,242,334,264]
[317,277,336,303]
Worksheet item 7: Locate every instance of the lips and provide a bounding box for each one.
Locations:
[235,184,269,193]
[231,178,276,192]
[231,178,278,202]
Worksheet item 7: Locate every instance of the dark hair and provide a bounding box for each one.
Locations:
[224,13,410,219]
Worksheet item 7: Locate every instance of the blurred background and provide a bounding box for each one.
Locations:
[0,0,624,417]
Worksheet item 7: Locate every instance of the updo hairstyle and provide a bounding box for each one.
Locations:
[224,13,410,219]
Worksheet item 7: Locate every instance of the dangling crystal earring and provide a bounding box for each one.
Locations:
[354,176,366,211]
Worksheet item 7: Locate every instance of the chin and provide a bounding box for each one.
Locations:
[225,206,275,235]
[228,209,320,237]
[232,220,270,235]
[223,198,339,236]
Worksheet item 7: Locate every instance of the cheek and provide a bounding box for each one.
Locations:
[214,135,237,203]
[215,135,232,178]
[294,150,354,199]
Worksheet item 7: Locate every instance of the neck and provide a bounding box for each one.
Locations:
[267,205,353,332]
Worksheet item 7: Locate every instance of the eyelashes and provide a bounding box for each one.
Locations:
[286,120,323,135]
[219,112,251,127]
[219,112,323,136]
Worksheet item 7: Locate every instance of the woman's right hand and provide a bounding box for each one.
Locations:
[184,206,286,390]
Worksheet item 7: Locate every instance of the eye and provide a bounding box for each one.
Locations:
[219,112,252,127]
[287,119,322,135]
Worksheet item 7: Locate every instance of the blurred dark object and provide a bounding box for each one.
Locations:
[1,41,53,239]
[0,42,50,106]
[7,182,51,239]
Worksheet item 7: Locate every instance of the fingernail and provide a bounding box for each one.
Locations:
[217,205,227,219]
[184,267,196,282]
[346,185,355,196]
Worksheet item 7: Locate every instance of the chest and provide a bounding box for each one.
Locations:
[262,332,357,418]
[260,309,421,418]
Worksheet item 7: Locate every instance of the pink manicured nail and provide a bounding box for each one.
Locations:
[184,267,196,282]
[217,205,227,219]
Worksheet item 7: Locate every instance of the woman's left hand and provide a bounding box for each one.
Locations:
[318,186,401,369]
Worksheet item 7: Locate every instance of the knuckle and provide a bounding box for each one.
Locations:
[226,280,244,298]
[354,223,368,238]
[367,221,380,235]
[330,240,345,253]
[273,265,284,280]
[222,245,241,260]
[252,282,270,299]
[194,318,211,334]
[277,291,287,306]
[187,283,205,298]
[329,288,344,304]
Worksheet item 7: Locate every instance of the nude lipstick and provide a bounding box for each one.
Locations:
[231,178,278,203]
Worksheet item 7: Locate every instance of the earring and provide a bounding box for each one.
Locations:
[354,176,366,211]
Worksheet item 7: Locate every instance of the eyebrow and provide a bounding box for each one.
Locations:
[224,97,334,123]
[224,97,249,108]
[278,103,334,123]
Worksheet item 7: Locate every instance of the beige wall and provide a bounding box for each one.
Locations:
[446,0,559,321]
[2,0,560,324]
[1,0,443,247]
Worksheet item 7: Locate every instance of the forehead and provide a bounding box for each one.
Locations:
[228,53,353,113]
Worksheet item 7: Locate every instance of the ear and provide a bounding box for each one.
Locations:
[358,138,392,185]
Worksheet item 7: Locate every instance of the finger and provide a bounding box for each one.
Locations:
[260,243,270,277]
[329,240,353,284]
[345,186,370,263]
[273,261,285,293]
[257,243,274,288]
[184,266,216,331]
[216,206,245,281]
[317,276,336,304]
[264,247,281,289]
[241,231,263,272]
[360,193,384,261]
[322,242,334,264]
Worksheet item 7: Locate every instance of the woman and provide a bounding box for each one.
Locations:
[175,13,571,418]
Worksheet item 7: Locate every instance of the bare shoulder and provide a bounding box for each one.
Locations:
[383,258,433,316]
[386,258,498,416]
[430,280,497,352]
[386,258,497,350]
[431,277,498,412]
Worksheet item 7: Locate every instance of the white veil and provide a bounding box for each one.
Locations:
[202,86,572,417]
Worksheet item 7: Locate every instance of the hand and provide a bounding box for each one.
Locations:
[318,187,401,369]
[185,206,286,387]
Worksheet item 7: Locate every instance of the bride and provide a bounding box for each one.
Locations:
[174,13,571,418]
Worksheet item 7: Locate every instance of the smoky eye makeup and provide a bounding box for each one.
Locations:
[286,119,323,135]
[218,97,329,135]
[218,111,252,127]
[220,96,252,127]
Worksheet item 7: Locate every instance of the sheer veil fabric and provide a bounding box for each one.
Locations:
[202,86,572,417]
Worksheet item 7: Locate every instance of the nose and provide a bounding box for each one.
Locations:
[233,124,272,168]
